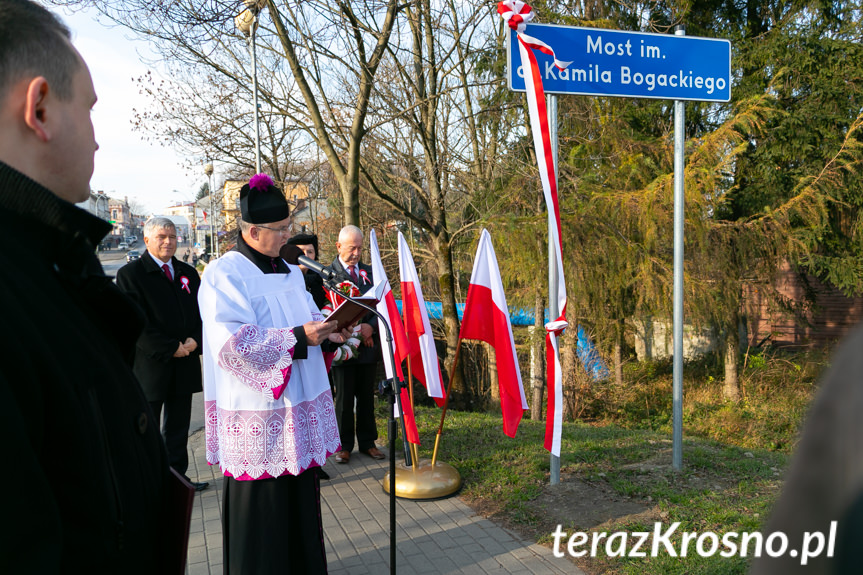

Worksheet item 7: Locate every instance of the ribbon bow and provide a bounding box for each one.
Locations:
[497,1,571,71]
[180,276,191,294]
[358,269,371,285]
[545,319,568,337]
[497,0,533,33]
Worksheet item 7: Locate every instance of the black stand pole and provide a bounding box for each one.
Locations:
[323,280,410,575]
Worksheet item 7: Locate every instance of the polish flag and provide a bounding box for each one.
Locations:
[459,229,528,437]
[398,232,446,405]
[369,229,419,445]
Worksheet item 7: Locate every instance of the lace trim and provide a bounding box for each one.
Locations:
[205,394,340,479]
[218,324,296,401]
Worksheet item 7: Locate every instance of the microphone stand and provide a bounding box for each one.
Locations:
[323,277,411,575]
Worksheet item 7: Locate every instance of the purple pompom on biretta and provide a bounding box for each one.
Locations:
[249,173,275,191]
[239,173,290,224]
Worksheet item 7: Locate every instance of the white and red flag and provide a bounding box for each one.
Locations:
[397,232,446,405]
[499,0,569,455]
[459,230,528,438]
[369,229,419,445]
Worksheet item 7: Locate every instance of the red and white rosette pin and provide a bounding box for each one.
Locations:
[358,269,371,285]
[180,276,191,294]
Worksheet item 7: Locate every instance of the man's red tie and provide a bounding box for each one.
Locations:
[162,263,173,282]
[349,266,358,283]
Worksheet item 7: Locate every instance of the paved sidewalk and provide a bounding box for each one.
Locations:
[184,429,581,574]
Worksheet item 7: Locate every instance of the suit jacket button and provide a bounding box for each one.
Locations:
[137,412,148,434]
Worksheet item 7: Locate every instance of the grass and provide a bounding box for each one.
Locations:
[374,347,832,574]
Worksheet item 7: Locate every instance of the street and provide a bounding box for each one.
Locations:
[97,238,140,275]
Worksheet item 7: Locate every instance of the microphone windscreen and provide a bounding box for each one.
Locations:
[279,243,303,265]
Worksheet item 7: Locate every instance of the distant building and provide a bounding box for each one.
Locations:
[220,174,331,235]
[281,175,330,234]
[108,197,132,239]
[745,261,863,348]
[149,214,192,245]
[76,190,111,221]
[222,180,243,233]
[163,201,201,245]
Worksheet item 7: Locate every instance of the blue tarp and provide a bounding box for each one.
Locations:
[393,300,609,380]
[394,299,542,325]
[575,325,610,380]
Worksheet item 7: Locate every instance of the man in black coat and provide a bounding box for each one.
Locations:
[330,225,384,463]
[117,217,207,491]
[0,2,180,571]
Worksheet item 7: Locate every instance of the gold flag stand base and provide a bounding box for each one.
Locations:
[382,459,462,500]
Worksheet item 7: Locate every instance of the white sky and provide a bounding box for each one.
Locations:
[57,6,206,214]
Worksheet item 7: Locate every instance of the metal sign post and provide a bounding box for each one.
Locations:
[672,25,686,471]
[547,93,561,486]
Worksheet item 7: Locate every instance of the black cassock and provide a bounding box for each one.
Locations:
[223,470,327,575]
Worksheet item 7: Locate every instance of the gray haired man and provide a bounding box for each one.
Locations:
[117,217,207,490]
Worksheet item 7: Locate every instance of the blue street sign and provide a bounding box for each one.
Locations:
[508,24,731,102]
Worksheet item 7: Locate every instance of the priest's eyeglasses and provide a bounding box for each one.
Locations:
[257,224,292,235]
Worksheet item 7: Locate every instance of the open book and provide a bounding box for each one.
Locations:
[324,281,387,331]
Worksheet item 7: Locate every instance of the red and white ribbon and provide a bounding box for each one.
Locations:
[498,1,571,70]
[359,268,371,285]
[499,1,569,456]
[180,276,191,294]
[497,0,533,32]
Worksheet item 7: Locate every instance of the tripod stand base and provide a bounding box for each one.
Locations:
[382,459,462,500]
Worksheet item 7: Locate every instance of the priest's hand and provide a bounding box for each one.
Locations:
[303,320,339,346]
[173,342,190,358]
[328,327,353,344]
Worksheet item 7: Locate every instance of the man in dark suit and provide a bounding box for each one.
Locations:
[330,225,384,463]
[117,216,208,491]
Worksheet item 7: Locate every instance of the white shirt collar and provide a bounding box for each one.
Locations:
[339,258,355,273]
[149,253,173,274]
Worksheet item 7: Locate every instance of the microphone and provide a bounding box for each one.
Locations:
[279,244,337,281]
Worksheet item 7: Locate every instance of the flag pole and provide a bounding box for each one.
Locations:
[401,275,419,467]
[404,357,419,469]
[431,338,463,467]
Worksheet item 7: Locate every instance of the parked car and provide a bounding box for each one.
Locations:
[118,242,130,250]
[126,250,141,263]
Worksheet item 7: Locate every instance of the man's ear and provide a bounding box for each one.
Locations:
[23,77,51,142]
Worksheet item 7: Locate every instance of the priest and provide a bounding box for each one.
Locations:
[198,173,350,574]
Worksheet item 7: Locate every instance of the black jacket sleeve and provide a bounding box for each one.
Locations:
[116,264,180,362]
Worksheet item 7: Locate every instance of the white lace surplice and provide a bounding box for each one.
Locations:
[199,252,340,480]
